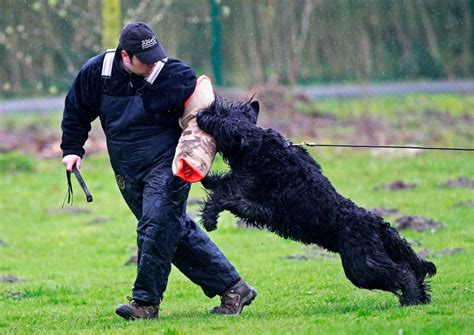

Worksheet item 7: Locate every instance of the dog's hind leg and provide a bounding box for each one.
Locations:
[339,241,425,306]
[379,223,436,282]
[397,267,427,306]
[379,223,436,304]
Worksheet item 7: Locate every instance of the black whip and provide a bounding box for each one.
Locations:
[72,166,93,202]
[294,142,474,152]
[62,166,93,207]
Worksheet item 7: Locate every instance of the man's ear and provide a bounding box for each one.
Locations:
[250,101,260,121]
[121,50,131,65]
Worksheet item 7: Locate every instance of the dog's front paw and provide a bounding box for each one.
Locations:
[201,219,218,232]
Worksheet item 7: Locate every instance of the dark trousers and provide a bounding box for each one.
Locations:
[118,166,240,305]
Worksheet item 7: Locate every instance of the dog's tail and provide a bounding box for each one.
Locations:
[379,221,437,281]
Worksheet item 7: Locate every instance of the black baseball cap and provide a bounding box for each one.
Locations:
[119,22,167,64]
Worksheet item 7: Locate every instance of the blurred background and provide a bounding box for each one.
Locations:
[1,0,473,156]
[0,3,473,333]
[0,0,472,98]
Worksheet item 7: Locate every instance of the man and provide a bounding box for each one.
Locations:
[61,22,257,320]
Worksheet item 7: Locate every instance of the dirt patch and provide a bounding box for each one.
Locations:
[394,215,444,232]
[440,177,474,189]
[285,245,337,260]
[5,292,25,300]
[374,180,417,191]
[0,276,25,283]
[46,207,91,215]
[86,217,112,225]
[369,207,401,217]
[417,248,464,258]
[0,126,61,158]
[454,201,474,208]
[1,87,473,158]
[437,248,464,256]
[0,121,106,158]
[417,249,431,258]
[353,115,389,145]
[239,84,338,138]
[124,255,138,266]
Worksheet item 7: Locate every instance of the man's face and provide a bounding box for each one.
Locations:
[121,50,155,77]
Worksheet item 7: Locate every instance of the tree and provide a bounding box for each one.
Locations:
[102,0,122,50]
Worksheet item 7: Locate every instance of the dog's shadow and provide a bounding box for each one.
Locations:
[252,289,399,317]
[158,297,399,322]
[250,299,398,319]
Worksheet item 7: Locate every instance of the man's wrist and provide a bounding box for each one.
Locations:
[62,150,84,158]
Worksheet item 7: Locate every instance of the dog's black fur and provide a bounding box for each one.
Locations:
[196,97,436,306]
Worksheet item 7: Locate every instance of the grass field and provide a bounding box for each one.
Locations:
[0,94,473,334]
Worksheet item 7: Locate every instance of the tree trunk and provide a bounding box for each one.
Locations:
[268,1,283,83]
[291,0,317,82]
[242,1,264,85]
[416,0,450,77]
[39,1,55,80]
[461,0,472,77]
[5,13,22,93]
[272,2,296,85]
[102,0,122,50]
[392,1,413,61]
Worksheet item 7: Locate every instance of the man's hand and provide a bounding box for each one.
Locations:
[62,154,82,172]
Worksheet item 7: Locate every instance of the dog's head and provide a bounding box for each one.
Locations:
[198,96,259,130]
[197,96,260,158]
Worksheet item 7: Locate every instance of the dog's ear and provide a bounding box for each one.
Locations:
[250,101,260,115]
[249,101,260,122]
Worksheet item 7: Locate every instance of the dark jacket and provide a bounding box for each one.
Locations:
[60,49,197,158]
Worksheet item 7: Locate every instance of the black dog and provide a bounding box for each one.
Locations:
[196,97,436,306]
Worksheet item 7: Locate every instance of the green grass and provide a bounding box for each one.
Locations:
[0,93,473,334]
[295,93,474,152]
[299,93,474,118]
[0,150,472,334]
[0,112,62,131]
